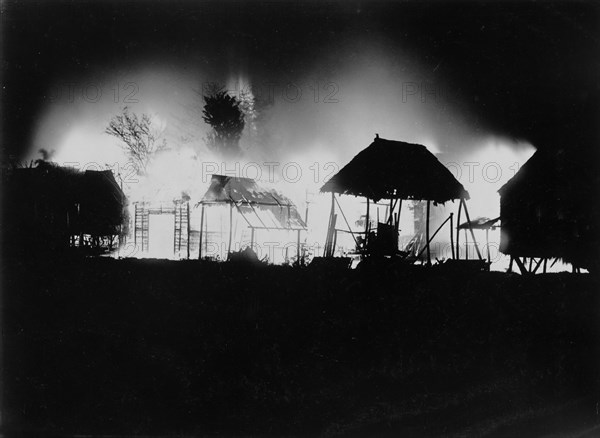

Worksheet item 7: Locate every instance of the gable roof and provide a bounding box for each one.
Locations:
[201,174,293,206]
[320,137,469,203]
[200,174,306,230]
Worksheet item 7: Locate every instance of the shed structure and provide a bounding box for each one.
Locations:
[197,174,307,262]
[498,147,600,273]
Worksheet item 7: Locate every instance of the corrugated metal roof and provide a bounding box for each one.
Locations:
[201,175,306,230]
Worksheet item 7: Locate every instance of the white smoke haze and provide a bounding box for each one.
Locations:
[30,36,540,267]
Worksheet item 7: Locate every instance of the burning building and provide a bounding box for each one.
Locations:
[320,136,481,266]
[130,174,307,263]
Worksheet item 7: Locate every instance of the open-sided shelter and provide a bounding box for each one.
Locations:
[320,136,480,264]
[197,174,307,262]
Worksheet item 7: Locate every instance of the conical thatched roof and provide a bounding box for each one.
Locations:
[320,137,469,203]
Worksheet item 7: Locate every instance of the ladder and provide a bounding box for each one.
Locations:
[134,202,149,252]
[173,201,190,258]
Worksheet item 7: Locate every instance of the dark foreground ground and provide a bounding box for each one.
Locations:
[3,257,600,437]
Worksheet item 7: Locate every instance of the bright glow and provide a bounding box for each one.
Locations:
[456,136,535,219]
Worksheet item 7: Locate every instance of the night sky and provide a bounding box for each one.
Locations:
[2,1,599,162]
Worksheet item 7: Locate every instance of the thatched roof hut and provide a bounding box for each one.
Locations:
[319,136,474,263]
[498,147,600,272]
[3,162,126,253]
[320,136,469,203]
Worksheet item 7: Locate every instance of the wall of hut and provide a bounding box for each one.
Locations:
[499,148,600,271]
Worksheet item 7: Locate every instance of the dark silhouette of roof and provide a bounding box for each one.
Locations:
[497,146,600,270]
[320,136,469,203]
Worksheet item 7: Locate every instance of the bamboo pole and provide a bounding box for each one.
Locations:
[332,227,338,256]
[198,204,205,259]
[514,256,528,275]
[449,212,455,259]
[228,203,233,258]
[324,193,335,257]
[397,199,403,225]
[325,214,337,257]
[365,197,370,249]
[426,200,431,265]
[333,195,359,247]
[532,257,544,274]
[462,199,482,260]
[455,199,463,259]
[415,214,452,261]
[204,208,208,257]
[486,228,491,261]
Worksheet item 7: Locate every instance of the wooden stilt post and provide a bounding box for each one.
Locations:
[415,214,453,261]
[324,192,335,257]
[332,228,338,256]
[325,214,337,257]
[486,228,491,262]
[333,195,359,247]
[450,213,455,259]
[198,203,205,260]
[514,256,528,275]
[532,257,544,274]
[508,256,514,273]
[365,197,370,249]
[204,209,208,257]
[396,199,402,233]
[426,200,431,265]
[228,203,233,258]
[250,227,255,250]
[543,258,547,273]
[456,199,463,259]
[462,199,482,260]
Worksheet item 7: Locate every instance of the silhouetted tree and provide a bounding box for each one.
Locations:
[105,107,167,175]
[202,86,245,157]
